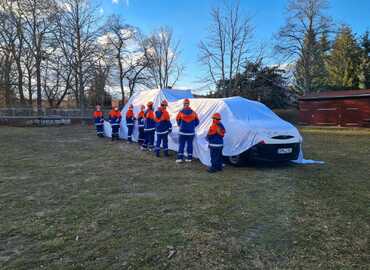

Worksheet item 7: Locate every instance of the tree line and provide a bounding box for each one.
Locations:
[276,0,370,94]
[0,0,182,112]
[0,0,369,111]
[201,0,370,107]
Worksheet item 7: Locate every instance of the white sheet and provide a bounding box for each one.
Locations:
[104,88,323,166]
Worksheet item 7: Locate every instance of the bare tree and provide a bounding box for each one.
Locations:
[145,26,183,89]
[0,45,14,106]
[125,35,152,96]
[104,15,137,103]
[23,46,35,105]
[0,0,29,105]
[15,0,58,113]
[199,1,253,97]
[0,2,16,106]
[275,0,332,93]
[56,0,103,114]
[41,46,73,108]
[89,47,112,106]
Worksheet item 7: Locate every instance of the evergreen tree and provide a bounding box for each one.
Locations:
[358,31,370,89]
[327,26,361,89]
[294,30,325,93]
[317,31,331,90]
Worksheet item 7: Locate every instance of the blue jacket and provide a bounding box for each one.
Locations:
[155,108,172,134]
[137,111,145,128]
[93,111,104,124]
[109,110,122,125]
[207,122,225,147]
[126,109,135,126]
[144,108,156,131]
[176,108,199,135]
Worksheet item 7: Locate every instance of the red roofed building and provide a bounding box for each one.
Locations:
[299,90,370,127]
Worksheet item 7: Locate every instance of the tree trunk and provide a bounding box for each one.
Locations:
[36,56,42,114]
[117,49,125,104]
[16,60,25,105]
[27,68,33,106]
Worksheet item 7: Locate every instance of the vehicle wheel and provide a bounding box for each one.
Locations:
[228,154,245,166]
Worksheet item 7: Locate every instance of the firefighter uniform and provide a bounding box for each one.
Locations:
[154,100,172,157]
[142,102,156,150]
[176,99,199,163]
[93,106,104,137]
[109,107,122,141]
[137,105,145,145]
[207,113,226,172]
[126,105,135,142]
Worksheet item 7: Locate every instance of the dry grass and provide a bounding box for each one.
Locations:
[0,125,369,269]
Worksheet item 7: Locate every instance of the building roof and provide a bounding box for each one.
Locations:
[299,89,370,101]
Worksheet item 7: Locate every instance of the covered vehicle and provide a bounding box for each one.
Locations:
[104,88,302,166]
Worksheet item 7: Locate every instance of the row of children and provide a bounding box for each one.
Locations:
[93,99,226,173]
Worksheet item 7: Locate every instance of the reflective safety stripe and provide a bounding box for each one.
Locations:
[209,143,223,147]
[179,132,195,136]
[126,123,134,126]
[95,123,103,126]
[97,131,104,134]
[144,128,156,131]
[111,123,120,126]
[138,125,144,127]
[156,131,169,135]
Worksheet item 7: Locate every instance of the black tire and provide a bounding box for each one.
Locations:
[226,152,249,167]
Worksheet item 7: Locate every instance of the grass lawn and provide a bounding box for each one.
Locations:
[0,125,369,270]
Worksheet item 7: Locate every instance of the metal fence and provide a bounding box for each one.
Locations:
[0,107,111,117]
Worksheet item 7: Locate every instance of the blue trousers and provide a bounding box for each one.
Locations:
[156,133,169,156]
[138,127,145,145]
[210,146,223,170]
[111,124,119,140]
[144,130,155,149]
[95,123,104,137]
[177,135,194,160]
[127,125,134,141]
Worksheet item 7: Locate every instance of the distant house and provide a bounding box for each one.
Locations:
[299,90,370,127]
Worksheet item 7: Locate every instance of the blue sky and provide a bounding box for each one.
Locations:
[99,0,370,93]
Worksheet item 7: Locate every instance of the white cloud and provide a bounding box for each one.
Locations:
[99,7,104,14]
[112,0,130,7]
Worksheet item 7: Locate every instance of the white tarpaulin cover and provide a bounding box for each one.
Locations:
[104,88,323,166]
